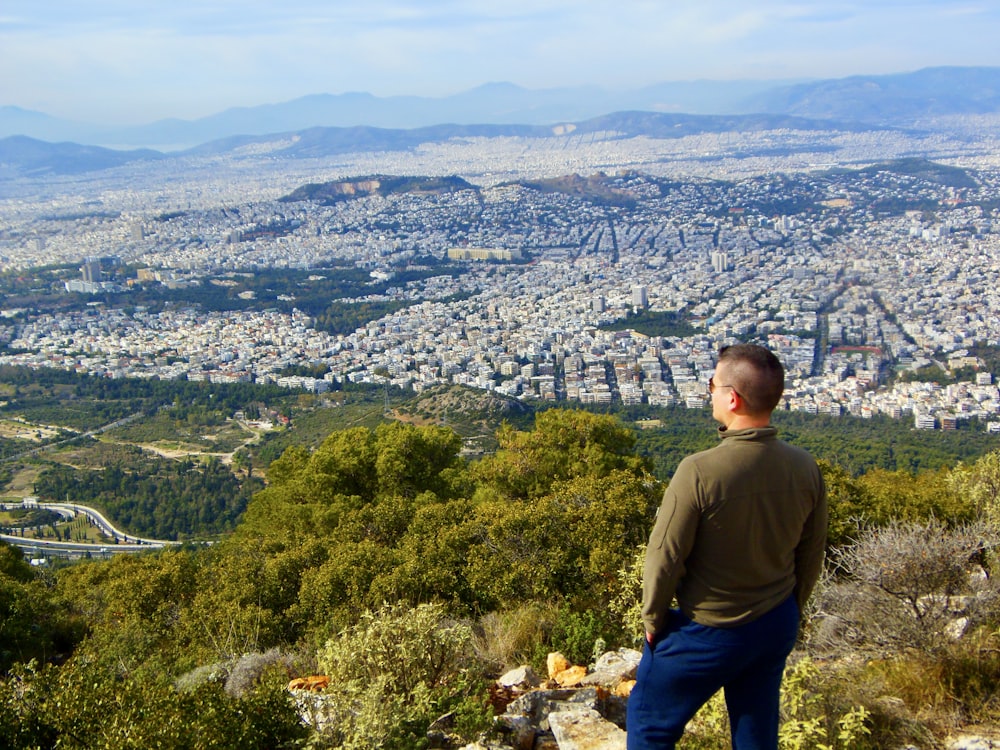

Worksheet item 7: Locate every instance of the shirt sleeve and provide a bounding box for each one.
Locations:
[793,466,828,612]
[641,458,702,637]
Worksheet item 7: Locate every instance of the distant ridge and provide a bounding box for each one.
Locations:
[0,135,164,177]
[746,66,1000,122]
[183,122,545,159]
[187,111,862,159]
[0,111,879,176]
[4,67,1000,150]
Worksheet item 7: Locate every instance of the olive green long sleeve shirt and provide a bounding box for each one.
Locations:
[641,426,827,634]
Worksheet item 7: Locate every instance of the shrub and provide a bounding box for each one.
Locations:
[315,602,488,749]
[869,630,1000,732]
[822,518,1000,654]
[778,658,874,750]
[608,543,646,648]
[1,658,308,749]
[676,659,875,750]
[544,606,619,668]
[947,450,1000,522]
[224,647,301,698]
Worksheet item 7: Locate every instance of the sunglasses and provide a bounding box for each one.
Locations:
[708,376,742,400]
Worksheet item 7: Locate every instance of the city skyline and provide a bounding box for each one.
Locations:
[3,1,1000,125]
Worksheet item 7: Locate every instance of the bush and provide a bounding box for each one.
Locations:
[675,659,875,750]
[869,630,1000,732]
[224,648,301,698]
[0,659,308,750]
[820,518,1000,654]
[608,543,646,648]
[315,602,488,749]
[544,606,619,668]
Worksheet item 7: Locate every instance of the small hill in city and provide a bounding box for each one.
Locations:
[860,157,978,188]
[279,174,479,205]
[514,172,639,207]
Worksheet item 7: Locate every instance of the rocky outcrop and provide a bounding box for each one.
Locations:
[455,649,641,750]
[285,647,1000,750]
[287,674,330,692]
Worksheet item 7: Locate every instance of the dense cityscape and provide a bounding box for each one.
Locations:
[2,123,1000,434]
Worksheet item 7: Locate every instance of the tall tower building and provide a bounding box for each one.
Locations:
[711,251,730,273]
[632,285,648,310]
[81,260,102,283]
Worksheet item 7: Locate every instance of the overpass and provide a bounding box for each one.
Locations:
[1,498,183,561]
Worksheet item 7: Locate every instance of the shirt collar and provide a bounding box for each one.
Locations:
[717,425,778,441]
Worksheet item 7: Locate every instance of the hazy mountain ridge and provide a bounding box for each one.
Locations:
[3,66,999,151]
[747,66,1000,122]
[0,134,166,177]
[0,79,789,148]
[3,67,1000,177]
[0,111,895,178]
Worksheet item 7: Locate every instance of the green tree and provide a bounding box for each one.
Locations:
[855,467,972,527]
[0,658,307,749]
[55,549,200,675]
[946,449,1000,521]
[0,542,34,583]
[373,421,465,500]
[819,460,868,548]
[0,542,85,673]
[472,409,650,501]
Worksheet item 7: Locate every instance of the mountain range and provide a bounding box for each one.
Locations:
[2,66,1000,177]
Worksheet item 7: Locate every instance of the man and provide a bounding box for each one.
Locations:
[626,343,827,749]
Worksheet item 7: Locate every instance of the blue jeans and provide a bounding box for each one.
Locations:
[626,596,799,750]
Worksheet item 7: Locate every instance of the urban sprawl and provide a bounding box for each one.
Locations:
[3,123,1000,433]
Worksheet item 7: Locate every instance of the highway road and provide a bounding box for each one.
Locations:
[1,498,182,560]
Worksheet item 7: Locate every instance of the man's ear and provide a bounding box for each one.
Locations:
[726,389,741,413]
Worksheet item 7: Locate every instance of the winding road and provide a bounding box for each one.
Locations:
[1,498,182,560]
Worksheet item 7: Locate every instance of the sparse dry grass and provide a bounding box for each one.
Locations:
[865,629,1000,734]
[472,601,561,674]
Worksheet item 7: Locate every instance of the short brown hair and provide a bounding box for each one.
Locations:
[717,343,784,415]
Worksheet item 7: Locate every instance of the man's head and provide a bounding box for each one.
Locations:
[711,343,784,425]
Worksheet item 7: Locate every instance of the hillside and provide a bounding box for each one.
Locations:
[2,403,1000,748]
[279,174,479,205]
[0,134,164,176]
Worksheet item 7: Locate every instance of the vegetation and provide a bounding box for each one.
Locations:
[599,308,698,338]
[629,404,1000,478]
[314,602,488,749]
[32,450,261,540]
[515,172,639,207]
[0,259,468,337]
[3,367,1000,747]
[854,158,978,189]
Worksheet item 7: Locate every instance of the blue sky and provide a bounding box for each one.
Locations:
[3,0,999,124]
